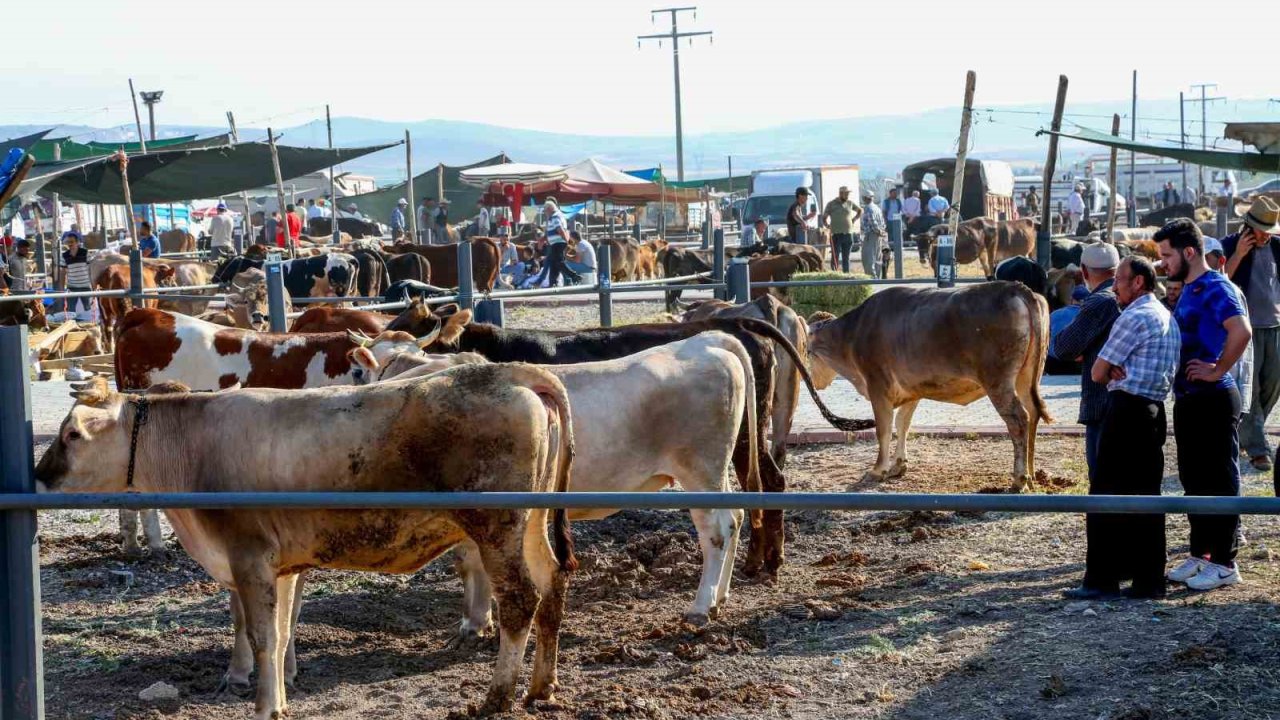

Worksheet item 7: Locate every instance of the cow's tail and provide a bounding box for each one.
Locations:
[509,365,578,572]
[732,318,875,432]
[720,334,763,529]
[1018,287,1054,425]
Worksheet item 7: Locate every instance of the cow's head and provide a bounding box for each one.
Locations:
[804,311,841,390]
[415,309,473,352]
[325,255,354,297]
[914,229,942,267]
[226,268,280,331]
[345,328,441,383]
[152,263,175,284]
[36,377,132,493]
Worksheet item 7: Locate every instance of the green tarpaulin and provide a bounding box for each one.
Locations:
[30,133,233,162]
[1046,126,1280,173]
[33,141,398,204]
[342,154,509,224]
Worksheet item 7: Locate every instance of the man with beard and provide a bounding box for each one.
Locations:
[1156,218,1252,592]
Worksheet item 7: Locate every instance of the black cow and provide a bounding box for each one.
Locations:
[409,310,872,577]
[350,248,391,298]
[281,253,357,298]
[1140,203,1196,228]
[384,280,453,304]
[307,216,382,239]
[659,246,714,310]
[994,255,1049,300]
[385,252,431,284]
[1050,238,1134,270]
[212,254,265,284]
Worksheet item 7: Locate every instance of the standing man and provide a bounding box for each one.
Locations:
[208,203,235,260]
[822,186,861,273]
[473,200,491,237]
[926,190,950,219]
[542,198,577,286]
[136,221,161,258]
[902,189,921,226]
[278,205,302,249]
[391,198,408,240]
[786,187,815,246]
[1025,186,1041,219]
[435,200,451,242]
[1066,183,1086,235]
[1156,218,1252,591]
[859,191,886,277]
[306,198,323,222]
[61,232,94,322]
[1222,197,1280,473]
[3,239,34,292]
[1066,255,1180,600]
[417,197,435,243]
[1052,243,1122,484]
[264,212,280,247]
[1159,182,1181,208]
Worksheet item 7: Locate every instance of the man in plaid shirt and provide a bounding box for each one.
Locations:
[1065,256,1181,600]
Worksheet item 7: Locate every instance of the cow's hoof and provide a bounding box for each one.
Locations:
[683,611,711,627]
[476,689,515,717]
[122,542,143,558]
[886,459,908,480]
[446,626,489,651]
[861,470,885,483]
[524,682,559,705]
[216,675,253,698]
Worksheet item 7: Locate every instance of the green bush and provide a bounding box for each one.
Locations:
[788,271,873,319]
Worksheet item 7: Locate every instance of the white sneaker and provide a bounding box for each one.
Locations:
[1185,561,1241,591]
[1167,556,1205,583]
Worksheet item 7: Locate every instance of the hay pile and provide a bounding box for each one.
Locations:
[788,272,872,319]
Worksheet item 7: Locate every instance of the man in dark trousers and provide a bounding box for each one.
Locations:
[785,187,815,246]
[1052,243,1122,483]
[1222,197,1280,474]
[1157,218,1253,592]
[1066,256,1181,600]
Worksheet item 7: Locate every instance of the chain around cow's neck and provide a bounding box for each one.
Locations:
[127,397,150,489]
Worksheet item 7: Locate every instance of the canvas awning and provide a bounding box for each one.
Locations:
[29,133,234,162]
[340,153,511,224]
[1043,125,1280,173]
[1224,123,1280,155]
[459,162,567,187]
[28,140,397,204]
[479,158,704,206]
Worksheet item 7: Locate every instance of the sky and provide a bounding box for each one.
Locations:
[5,0,1275,137]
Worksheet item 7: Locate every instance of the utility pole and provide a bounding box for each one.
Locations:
[1127,70,1136,227]
[327,104,339,245]
[637,6,712,183]
[227,111,254,251]
[139,90,163,231]
[1188,83,1225,196]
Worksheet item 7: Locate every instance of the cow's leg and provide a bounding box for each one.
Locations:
[716,508,744,607]
[271,574,300,714]
[475,517,538,715]
[769,360,801,467]
[758,449,787,578]
[734,432,767,578]
[284,571,306,689]
[452,540,495,643]
[232,560,286,720]
[119,510,141,555]
[686,508,736,625]
[140,509,165,552]
[1018,384,1042,490]
[523,508,569,705]
[989,385,1031,492]
[888,400,920,479]
[221,590,254,697]
[862,395,898,482]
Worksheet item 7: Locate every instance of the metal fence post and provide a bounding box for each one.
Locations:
[888,217,904,279]
[597,244,613,327]
[728,257,750,304]
[608,216,616,238]
[935,233,956,289]
[1216,194,1231,238]
[457,240,474,311]
[0,325,45,720]
[128,247,143,307]
[712,228,726,301]
[701,216,711,250]
[266,262,287,332]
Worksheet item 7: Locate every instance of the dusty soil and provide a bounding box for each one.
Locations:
[36,435,1280,720]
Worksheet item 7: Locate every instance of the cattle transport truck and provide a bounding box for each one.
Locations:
[743,166,860,243]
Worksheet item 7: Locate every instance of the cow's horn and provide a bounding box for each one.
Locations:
[415,327,441,349]
[346,329,374,348]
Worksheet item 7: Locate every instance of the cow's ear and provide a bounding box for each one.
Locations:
[415,326,441,349]
[439,310,472,345]
[433,302,459,319]
[349,346,379,371]
[69,376,113,406]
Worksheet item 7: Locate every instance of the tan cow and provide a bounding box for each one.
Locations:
[37,369,577,718]
[916,217,1036,278]
[807,281,1052,492]
[95,263,175,351]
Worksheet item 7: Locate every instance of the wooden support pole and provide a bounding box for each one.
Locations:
[1037,75,1069,268]
[1105,114,1121,241]
[405,131,417,241]
[267,128,294,258]
[946,71,976,237]
[116,152,138,245]
[327,104,339,245]
[227,111,254,249]
[127,79,148,154]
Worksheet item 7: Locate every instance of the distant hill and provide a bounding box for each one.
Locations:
[4,98,1274,186]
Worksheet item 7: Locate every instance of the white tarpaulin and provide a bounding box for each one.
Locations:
[459,163,567,188]
[980,160,1015,197]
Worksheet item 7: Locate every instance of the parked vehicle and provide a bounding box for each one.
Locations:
[742,165,860,241]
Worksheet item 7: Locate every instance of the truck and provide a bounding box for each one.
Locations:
[742,165,860,242]
[1012,175,1126,222]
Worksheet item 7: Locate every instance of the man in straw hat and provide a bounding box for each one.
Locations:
[1222,197,1280,477]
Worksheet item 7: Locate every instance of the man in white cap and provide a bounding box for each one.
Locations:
[1053,242,1122,488]
[859,191,886,277]
[209,203,235,260]
[821,185,862,273]
[1222,197,1280,475]
[1066,183,1086,235]
[391,198,408,240]
[540,197,578,286]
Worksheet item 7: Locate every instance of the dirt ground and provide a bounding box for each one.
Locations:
[36,434,1280,720]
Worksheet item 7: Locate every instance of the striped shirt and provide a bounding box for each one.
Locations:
[1098,292,1181,401]
[62,247,91,288]
[545,211,568,244]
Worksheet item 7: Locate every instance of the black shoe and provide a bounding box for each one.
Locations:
[1122,586,1167,600]
[1062,585,1120,601]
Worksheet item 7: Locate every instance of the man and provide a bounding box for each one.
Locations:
[1222,197,1280,474]
[565,230,596,286]
[497,234,520,284]
[3,239,34,292]
[435,200,451,241]
[1159,182,1181,209]
[926,190,950,219]
[1164,278,1183,311]
[542,198,578,286]
[1157,218,1252,591]
[306,198,323,221]
[1025,186,1041,218]
[743,217,768,248]
[391,198,408,239]
[1204,237,1226,271]
[786,187,815,245]
[1048,284,1090,370]
[208,203,235,260]
[265,212,280,246]
[1066,255,1180,600]
[1066,184,1086,235]
[902,189,921,225]
[417,197,435,242]
[473,200,491,237]
[292,203,307,236]
[277,205,302,249]
[1219,177,1236,198]
[137,221,161,258]
[346,203,363,221]
[822,186,862,273]
[859,192,886,277]
[1052,243,1122,483]
[61,232,94,322]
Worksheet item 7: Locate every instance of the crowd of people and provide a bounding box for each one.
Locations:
[1055,196,1280,599]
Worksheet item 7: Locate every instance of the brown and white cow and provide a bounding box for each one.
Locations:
[915,217,1036,278]
[37,369,577,718]
[807,281,1052,492]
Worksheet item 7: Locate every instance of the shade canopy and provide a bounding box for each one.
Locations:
[459,162,567,187]
[341,153,511,224]
[477,158,704,206]
[1044,125,1280,173]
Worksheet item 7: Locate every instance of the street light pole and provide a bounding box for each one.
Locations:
[139,90,163,230]
[638,7,712,183]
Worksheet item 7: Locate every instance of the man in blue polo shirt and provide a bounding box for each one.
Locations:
[1156,218,1253,591]
[136,221,161,258]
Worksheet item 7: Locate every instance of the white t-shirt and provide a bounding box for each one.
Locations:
[575,239,597,269]
[209,213,234,248]
[1067,192,1085,215]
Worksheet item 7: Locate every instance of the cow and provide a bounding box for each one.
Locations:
[96,263,175,351]
[915,217,1036,278]
[415,310,873,577]
[1050,238,1139,270]
[384,252,431,284]
[306,215,382,238]
[158,228,196,254]
[807,281,1051,492]
[36,368,578,718]
[349,247,391,298]
[280,253,357,299]
[593,238,639,281]
[198,271,280,331]
[1140,203,1196,228]
[0,292,44,328]
[748,254,804,302]
[993,255,1049,299]
[772,242,824,272]
[288,307,390,335]
[157,261,218,316]
[680,295,808,467]
[658,246,714,310]
[1046,265,1082,310]
[636,239,665,279]
[351,331,756,631]
[386,238,500,291]
[383,279,453,305]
